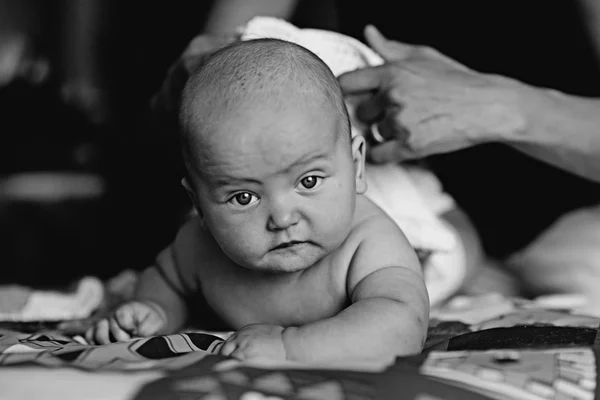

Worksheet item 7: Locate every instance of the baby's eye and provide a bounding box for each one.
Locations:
[228,192,258,207]
[299,176,322,190]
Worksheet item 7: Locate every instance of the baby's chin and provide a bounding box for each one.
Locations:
[242,245,328,274]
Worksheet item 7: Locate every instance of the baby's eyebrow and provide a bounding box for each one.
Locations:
[285,152,330,171]
[209,176,262,188]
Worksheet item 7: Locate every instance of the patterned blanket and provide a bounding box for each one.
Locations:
[1,293,598,400]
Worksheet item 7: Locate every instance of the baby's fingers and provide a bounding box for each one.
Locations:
[136,310,166,337]
[86,319,111,345]
[114,304,137,333]
[109,317,131,342]
[229,347,250,361]
[220,336,238,357]
[85,325,95,344]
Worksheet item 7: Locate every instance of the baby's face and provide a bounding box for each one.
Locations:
[188,94,364,273]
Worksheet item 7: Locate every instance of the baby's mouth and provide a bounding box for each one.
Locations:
[272,241,305,251]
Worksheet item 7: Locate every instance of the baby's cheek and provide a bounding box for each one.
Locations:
[207,213,250,247]
[313,194,354,244]
[219,228,260,258]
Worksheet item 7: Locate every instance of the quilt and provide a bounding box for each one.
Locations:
[0,293,598,400]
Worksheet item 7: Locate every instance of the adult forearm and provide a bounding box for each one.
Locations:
[506,80,600,182]
[282,298,426,364]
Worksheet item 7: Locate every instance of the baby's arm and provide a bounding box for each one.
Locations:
[86,221,204,344]
[131,246,190,334]
[86,246,189,344]
[282,216,428,363]
[222,218,429,363]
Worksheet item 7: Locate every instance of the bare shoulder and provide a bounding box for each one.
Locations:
[171,216,223,276]
[173,216,206,252]
[345,195,422,290]
[350,195,412,247]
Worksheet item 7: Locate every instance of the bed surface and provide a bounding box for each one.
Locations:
[1,293,598,400]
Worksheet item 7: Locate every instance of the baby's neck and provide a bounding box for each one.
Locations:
[235,263,307,283]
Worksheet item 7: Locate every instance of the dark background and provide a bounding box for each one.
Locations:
[1,0,599,288]
[0,0,335,287]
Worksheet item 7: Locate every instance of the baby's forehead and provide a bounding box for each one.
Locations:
[184,44,350,151]
[198,80,339,128]
[193,96,346,158]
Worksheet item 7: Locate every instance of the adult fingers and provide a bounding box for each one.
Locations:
[368,139,418,164]
[355,91,388,124]
[376,105,409,142]
[364,25,413,61]
[338,66,385,95]
[360,102,408,143]
[365,24,470,72]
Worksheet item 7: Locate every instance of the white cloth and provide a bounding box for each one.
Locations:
[239,17,466,306]
[0,276,104,321]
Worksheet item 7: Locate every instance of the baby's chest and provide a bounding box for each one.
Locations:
[201,267,349,329]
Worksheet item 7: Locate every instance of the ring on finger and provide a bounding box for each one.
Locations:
[369,124,386,144]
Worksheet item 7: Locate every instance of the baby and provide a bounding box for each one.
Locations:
[87,38,429,363]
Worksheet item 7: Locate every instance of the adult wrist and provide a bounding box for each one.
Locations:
[476,73,530,145]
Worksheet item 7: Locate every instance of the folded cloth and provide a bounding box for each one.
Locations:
[238,17,466,307]
[0,276,104,321]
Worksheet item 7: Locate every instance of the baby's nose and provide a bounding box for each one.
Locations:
[267,198,300,231]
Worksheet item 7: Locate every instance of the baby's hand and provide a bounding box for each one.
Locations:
[85,300,167,345]
[220,324,287,361]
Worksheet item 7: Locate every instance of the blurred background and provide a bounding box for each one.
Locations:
[3,0,600,291]
[0,0,336,288]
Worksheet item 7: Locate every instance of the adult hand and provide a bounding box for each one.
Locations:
[339,25,524,163]
[151,34,235,116]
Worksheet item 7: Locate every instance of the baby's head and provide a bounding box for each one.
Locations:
[179,38,366,273]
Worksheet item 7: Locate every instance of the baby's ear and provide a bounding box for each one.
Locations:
[181,177,205,220]
[181,177,200,207]
[351,135,367,194]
